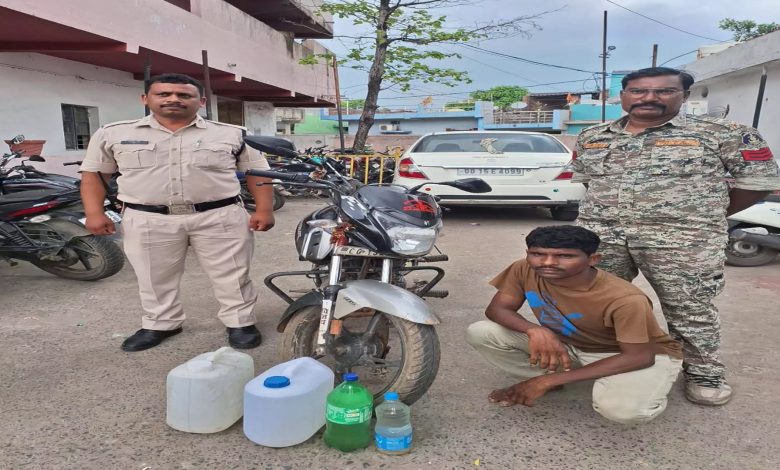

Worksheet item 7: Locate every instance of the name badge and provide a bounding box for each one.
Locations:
[654,139,700,147]
[582,142,609,149]
[120,140,150,144]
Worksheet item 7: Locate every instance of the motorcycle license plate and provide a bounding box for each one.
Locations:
[333,246,386,257]
[79,210,122,225]
[456,168,525,176]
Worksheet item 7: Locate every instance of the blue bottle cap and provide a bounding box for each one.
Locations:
[384,391,399,401]
[263,375,291,388]
[343,372,358,382]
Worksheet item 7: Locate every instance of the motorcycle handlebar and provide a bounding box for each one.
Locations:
[62,161,82,166]
[245,169,310,183]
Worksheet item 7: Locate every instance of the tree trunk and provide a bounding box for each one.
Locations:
[352,1,390,152]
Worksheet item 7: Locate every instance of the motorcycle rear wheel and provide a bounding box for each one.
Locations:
[279,305,440,405]
[30,222,125,281]
[240,186,285,211]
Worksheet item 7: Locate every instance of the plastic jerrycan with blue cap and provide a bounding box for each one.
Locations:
[166,347,255,433]
[243,357,335,447]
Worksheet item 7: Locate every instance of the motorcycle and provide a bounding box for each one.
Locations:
[0,187,125,280]
[236,171,286,212]
[245,136,491,404]
[726,192,780,267]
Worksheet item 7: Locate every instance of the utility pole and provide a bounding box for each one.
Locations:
[332,56,346,153]
[601,10,607,123]
[652,44,658,67]
[201,50,213,120]
[143,55,151,116]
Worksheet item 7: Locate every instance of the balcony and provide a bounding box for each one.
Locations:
[0,0,335,106]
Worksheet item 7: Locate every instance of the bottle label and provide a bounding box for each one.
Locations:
[376,432,412,451]
[326,404,372,424]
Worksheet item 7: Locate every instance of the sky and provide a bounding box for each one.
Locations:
[317,0,778,107]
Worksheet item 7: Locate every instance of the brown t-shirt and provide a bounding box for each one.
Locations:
[490,260,682,359]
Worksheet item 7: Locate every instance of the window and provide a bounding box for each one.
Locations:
[61,104,98,150]
[413,133,567,153]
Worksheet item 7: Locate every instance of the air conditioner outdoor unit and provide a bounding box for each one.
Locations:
[379,124,398,131]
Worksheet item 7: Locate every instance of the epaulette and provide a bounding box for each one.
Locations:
[206,120,248,132]
[102,118,144,128]
[685,114,736,131]
[579,120,613,137]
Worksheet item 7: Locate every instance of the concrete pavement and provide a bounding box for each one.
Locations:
[1,199,778,469]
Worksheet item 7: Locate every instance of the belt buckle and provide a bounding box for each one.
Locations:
[168,203,196,215]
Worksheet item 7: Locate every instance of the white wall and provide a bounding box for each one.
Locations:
[684,30,780,156]
[0,52,252,176]
[244,102,276,137]
[0,53,145,174]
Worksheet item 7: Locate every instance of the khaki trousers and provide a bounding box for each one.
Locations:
[121,203,257,330]
[466,320,682,425]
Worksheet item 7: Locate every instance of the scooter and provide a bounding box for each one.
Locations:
[726,193,780,267]
[245,136,491,404]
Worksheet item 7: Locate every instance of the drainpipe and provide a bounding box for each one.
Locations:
[752,66,768,128]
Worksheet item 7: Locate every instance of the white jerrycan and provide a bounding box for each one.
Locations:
[166,347,254,433]
[243,357,334,447]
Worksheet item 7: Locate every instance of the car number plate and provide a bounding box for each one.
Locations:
[79,210,122,225]
[457,168,525,176]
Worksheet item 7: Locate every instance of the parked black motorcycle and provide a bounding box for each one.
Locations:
[245,136,491,404]
[0,187,124,281]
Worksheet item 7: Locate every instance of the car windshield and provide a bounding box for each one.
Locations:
[412,133,567,153]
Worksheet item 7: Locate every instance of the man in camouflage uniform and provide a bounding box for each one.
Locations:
[571,67,780,406]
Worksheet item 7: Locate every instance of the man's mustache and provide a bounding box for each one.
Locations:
[630,103,666,111]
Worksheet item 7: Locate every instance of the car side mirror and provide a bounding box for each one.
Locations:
[27,155,46,162]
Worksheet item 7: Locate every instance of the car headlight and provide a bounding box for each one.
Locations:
[374,212,438,256]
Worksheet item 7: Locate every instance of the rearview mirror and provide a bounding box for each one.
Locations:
[11,134,24,145]
[244,136,298,159]
[27,155,46,162]
[448,178,492,193]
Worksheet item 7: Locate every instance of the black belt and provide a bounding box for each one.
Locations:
[122,196,240,215]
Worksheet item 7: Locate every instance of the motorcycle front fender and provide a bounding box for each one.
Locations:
[333,280,441,325]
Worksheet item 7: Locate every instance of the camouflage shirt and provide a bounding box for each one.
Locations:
[571,115,780,247]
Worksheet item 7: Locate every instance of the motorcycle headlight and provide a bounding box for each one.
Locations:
[374,212,439,256]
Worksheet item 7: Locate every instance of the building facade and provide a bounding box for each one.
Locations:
[0,0,335,170]
[683,30,780,155]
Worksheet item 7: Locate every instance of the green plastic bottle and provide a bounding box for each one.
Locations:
[323,373,373,452]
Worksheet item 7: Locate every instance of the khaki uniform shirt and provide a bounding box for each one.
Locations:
[571,115,780,247]
[80,115,270,205]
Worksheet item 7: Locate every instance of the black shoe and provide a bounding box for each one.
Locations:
[227,325,262,349]
[121,328,183,352]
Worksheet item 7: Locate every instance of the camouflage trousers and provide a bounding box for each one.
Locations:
[597,242,726,378]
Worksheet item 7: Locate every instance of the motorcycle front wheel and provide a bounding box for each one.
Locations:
[29,221,125,281]
[279,305,440,405]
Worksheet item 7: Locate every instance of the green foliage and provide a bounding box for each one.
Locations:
[342,98,365,110]
[470,86,529,110]
[444,100,475,111]
[719,18,779,41]
[313,0,543,150]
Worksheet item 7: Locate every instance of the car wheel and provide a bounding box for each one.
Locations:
[550,206,579,221]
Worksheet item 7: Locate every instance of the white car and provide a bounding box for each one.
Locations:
[393,131,585,221]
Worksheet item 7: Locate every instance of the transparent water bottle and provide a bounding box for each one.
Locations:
[323,373,373,452]
[374,391,412,455]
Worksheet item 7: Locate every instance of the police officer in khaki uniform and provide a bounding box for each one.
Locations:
[80,73,274,352]
[571,67,780,406]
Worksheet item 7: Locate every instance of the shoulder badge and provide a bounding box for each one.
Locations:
[102,118,143,128]
[207,120,247,132]
[741,131,765,147]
